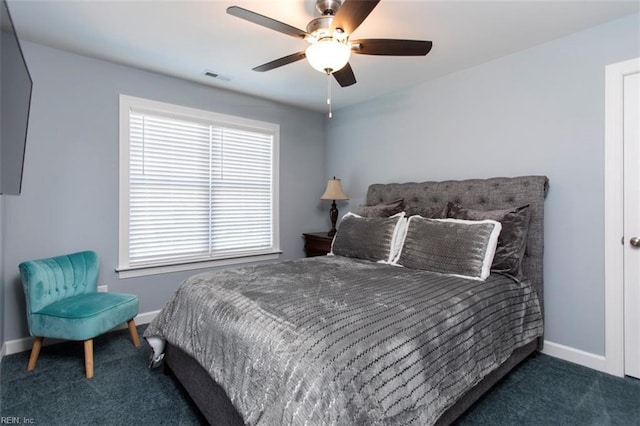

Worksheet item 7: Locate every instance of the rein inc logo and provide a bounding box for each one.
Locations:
[0,418,34,424]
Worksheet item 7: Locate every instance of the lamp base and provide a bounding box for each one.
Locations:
[328,200,338,237]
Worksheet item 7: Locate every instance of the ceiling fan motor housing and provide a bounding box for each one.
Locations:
[315,0,343,16]
[307,16,335,39]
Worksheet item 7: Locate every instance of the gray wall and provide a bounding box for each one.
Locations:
[2,41,327,341]
[325,14,639,356]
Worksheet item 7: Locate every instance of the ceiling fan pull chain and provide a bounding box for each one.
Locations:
[327,71,332,118]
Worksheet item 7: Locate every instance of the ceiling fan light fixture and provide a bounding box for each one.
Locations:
[305,39,351,74]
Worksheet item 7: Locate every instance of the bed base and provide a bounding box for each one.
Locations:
[164,339,539,425]
[161,175,549,424]
[164,343,244,426]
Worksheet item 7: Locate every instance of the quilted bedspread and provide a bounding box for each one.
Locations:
[144,255,543,425]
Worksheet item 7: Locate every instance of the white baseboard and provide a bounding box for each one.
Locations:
[3,310,160,356]
[542,339,607,373]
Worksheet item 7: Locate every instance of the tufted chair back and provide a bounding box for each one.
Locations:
[19,251,99,323]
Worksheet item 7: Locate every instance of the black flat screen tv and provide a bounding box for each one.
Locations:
[1,0,33,195]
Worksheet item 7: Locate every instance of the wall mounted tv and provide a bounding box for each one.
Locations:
[1,0,33,195]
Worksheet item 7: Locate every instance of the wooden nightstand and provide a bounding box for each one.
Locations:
[303,232,334,257]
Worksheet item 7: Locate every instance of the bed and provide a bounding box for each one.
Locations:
[144,175,549,425]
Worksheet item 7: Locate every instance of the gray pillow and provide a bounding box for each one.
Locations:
[395,217,501,281]
[404,204,448,219]
[356,199,404,218]
[447,202,531,278]
[331,212,406,263]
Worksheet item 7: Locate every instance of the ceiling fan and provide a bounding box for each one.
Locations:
[226,0,433,88]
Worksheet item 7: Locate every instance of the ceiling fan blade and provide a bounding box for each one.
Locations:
[331,0,380,35]
[253,51,307,72]
[227,6,309,40]
[351,39,433,56]
[333,63,356,87]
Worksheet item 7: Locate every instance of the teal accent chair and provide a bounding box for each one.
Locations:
[18,251,140,378]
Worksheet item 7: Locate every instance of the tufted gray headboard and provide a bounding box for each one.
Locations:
[366,176,549,323]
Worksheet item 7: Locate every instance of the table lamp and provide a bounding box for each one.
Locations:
[320,177,349,237]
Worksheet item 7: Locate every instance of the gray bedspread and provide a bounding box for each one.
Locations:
[144,255,543,425]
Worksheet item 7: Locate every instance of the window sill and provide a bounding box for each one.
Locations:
[116,250,282,279]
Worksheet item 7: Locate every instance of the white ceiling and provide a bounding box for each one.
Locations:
[7,0,639,112]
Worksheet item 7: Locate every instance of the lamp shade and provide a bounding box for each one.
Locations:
[320,178,348,200]
[305,39,351,74]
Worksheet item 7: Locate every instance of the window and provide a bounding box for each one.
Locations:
[118,95,280,278]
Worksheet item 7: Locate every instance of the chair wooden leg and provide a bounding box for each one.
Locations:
[27,337,43,371]
[84,339,94,379]
[127,319,140,347]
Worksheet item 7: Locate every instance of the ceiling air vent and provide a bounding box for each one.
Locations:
[203,70,231,81]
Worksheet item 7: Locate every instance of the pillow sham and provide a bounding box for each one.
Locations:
[395,217,502,281]
[356,199,404,218]
[447,202,531,278]
[331,212,406,263]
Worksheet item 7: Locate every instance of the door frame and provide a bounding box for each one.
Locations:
[604,57,640,377]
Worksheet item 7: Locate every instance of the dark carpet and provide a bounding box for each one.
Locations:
[1,325,638,425]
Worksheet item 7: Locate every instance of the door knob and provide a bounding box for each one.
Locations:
[631,237,640,247]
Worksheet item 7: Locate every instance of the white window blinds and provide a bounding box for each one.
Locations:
[119,95,279,274]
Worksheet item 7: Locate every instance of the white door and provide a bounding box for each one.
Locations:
[623,69,640,379]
